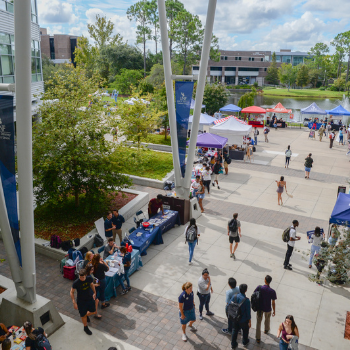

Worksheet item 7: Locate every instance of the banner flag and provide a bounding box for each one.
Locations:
[0,95,21,264]
[175,81,194,178]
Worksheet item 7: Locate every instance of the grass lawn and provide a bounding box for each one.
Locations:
[143,133,171,146]
[263,88,346,99]
[101,96,127,104]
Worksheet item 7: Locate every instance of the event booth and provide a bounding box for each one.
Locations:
[301,103,327,130]
[241,106,266,128]
[326,105,350,127]
[189,132,228,149]
[329,193,350,227]
[219,104,242,114]
[188,113,216,133]
[266,103,292,128]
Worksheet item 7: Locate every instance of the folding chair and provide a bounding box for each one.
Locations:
[134,210,146,228]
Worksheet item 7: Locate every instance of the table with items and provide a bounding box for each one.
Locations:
[128,210,180,255]
[104,249,142,301]
[6,326,27,350]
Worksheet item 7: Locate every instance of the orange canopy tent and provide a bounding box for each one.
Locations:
[241,106,266,114]
[266,103,292,114]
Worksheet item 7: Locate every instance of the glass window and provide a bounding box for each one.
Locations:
[0,77,3,83]
[31,0,37,15]
[31,74,37,82]
[275,55,281,62]
[0,44,10,54]
[292,56,304,66]
[1,55,13,75]
[31,41,35,57]
[31,57,36,74]
[36,58,41,73]
[6,1,13,13]
[282,55,291,63]
[261,58,263,61]
[225,67,236,71]
[3,75,14,83]
[37,73,42,81]
[193,66,199,71]
[0,33,10,44]
[0,1,6,11]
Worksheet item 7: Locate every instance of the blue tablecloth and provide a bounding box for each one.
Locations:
[308,122,323,130]
[129,210,180,255]
[104,249,142,301]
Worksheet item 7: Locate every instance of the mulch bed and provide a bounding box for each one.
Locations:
[345,311,350,340]
[0,287,6,294]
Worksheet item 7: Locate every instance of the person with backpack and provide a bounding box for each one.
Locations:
[329,130,335,148]
[308,226,325,268]
[283,220,300,270]
[184,218,200,265]
[228,284,251,350]
[285,145,292,168]
[24,321,50,350]
[304,153,313,179]
[222,278,240,334]
[212,159,222,189]
[223,148,231,175]
[197,268,214,320]
[254,127,259,145]
[263,125,270,142]
[277,315,300,350]
[227,213,241,260]
[253,275,277,344]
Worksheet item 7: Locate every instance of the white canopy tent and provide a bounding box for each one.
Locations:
[209,116,252,146]
[188,113,216,132]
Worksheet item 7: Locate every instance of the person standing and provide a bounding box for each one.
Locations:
[0,323,9,343]
[339,127,344,145]
[197,268,214,320]
[285,146,292,168]
[263,125,270,142]
[318,125,324,142]
[23,321,49,349]
[227,213,241,260]
[191,175,205,213]
[276,176,287,206]
[254,127,259,145]
[111,209,125,245]
[329,130,335,148]
[222,278,240,334]
[223,149,230,175]
[283,220,300,270]
[304,153,313,179]
[230,284,251,350]
[277,315,300,350]
[179,282,197,342]
[309,226,325,268]
[104,212,116,239]
[70,269,97,335]
[116,246,132,294]
[201,166,212,194]
[212,159,222,189]
[254,275,277,344]
[148,194,164,218]
[328,224,340,248]
[184,218,200,265]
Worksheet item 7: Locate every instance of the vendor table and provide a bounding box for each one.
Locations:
[308,122,322,130]
[103,249,142,301]
[128,210,180,255]
[248,121,264,128]
[7,326,26,349]
[229,149,245,160]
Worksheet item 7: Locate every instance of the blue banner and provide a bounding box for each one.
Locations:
[175,81,194,178]
[0,95,21,264]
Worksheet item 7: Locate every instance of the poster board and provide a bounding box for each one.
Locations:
[309,130,315,139]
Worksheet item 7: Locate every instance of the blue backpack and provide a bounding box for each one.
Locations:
[72,250,83,263]
[35,332,52,350]
[68,248,76,260]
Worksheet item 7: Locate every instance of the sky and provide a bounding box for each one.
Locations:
[37,0,350,53]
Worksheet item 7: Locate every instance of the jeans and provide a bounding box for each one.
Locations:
[96,277,106,302]
[203,180,211,193]
[284,244,294,267]
[188,240,197,262]
[231,321,249,348]
[198,293,211,314]
[116,269,130,290]
[285,157,290,166]
[256,310,271,340]
[279,338,289,350]
[309,244,320,266]
[254,136,257,145]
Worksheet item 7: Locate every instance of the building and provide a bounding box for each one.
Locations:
[40,28,79,65]
[193,49,311,86]
[0,0,44,112]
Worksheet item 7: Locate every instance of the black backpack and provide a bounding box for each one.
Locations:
[251,285,262,312]
[257,130,259,135]
[282,227,291,243]
[74,238,80,247]
[35,332,52,350]
[185,226,198,243]
[94,234,104,247]
[228,219,237,232]
[79,246,88,257]
[227,295,247,323]
[226,158,232,164]
[61,240,73,251]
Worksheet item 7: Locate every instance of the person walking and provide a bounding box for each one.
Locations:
[277,315,300,350]
[179,282,197,342]
[309,226,325,268]
[283,220,300,270]
[329,130,335,148]
[116,246,132,294]
[223,149,230,175]
[70,269,97,335]
[254,127,259,145]
[228,213,241,260]
[222,278,240,334]
[318,125,324,142]
[263,125,270,142]
[184,218,200,265]
[212,159,222,189]
[191,175,205,212]
[254,275,277,344]
[276,176,287,206]
[197,268,214,320]
[201,166,212,193]
[230,284,251,350]
[339,127,344,145]
[111,209,125,245]
[285,146,292,168]
[304,153,313,179]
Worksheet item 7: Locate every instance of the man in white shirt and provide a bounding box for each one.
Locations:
[283,220,300,270]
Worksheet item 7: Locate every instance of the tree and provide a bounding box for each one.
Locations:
[87,14,123,49]
[198,83,228,115]
[111,69,144,94]
[41,55,59,83]
[237,88,257,110]
[148,0,160,54]
[127,0,152,77]
[333,31,350,86]
[331,34,346,78]
[296,64,310,87]
[265,52,279,85]
[74,36,99,78]
[146,62,182,87]
[279,63,298,90]
[152,84,169,140]
[166,0,185,59]
[33,65,131,208]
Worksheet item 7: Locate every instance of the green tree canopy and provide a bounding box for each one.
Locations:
[296,64,310,87]
[74,36,99,78]
[33,65,131,208]
[111,69,144,94]
[197,83,228,115]
[279,63,298,90]
[265,52,279,85]
[146,62,182,87]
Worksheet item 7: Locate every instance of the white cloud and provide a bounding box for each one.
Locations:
[85,8,105,23]
[46,25,63,35]
[303,0,350,18]
[37,0,78,24]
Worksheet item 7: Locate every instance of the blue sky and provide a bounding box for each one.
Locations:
[37,0,350,53]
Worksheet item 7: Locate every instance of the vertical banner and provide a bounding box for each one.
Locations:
[175,81,194,177]
[0,95,21,264]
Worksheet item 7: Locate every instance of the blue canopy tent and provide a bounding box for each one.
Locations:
[219,104,242,113]
[325,105,350,116]
[329,193,350,227]
[301,103,327,130]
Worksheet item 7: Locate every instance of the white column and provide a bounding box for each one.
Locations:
[14,0,36,303]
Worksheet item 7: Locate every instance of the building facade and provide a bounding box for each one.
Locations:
[40,28,79,65]
[0,0,43,109]
[193,49,311,86]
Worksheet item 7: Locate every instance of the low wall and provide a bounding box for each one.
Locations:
[126,141,176,153]
[127,170,174,189]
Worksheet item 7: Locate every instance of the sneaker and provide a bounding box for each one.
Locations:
[230,253,233,258]
[84,326,92,335]
[101,303,110,309]
[121,289,128,295]
[212,182,215,187]
[288,264,292,267]
[86,316,90,323]
[199,314,203,320]
[190,325,197,332]
[189,261,192,265]
[217,186,220,189]
[233,253,236,260]
[284,266,292,270]
[221,328,232,335]
[126,286,132,292]
[206,311,214,316]
[264,330,269,334]
[182,333,187,342]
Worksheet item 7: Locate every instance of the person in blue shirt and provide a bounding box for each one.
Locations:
[230,284,251,349]
[104,212,115,238]
[116,246,132,295]
[222,278,240,334]
[339,128,344,145]
[112,209,125,244]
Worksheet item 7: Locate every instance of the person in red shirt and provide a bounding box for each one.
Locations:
[148,194,164,218]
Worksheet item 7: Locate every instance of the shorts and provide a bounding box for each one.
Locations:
[229,235,240,243]
[305,167,311,172]
[224,161,228,168]
[196,193,205,199]
[179,307,196,325]
[77,299,96,317]
[214,174,220,181]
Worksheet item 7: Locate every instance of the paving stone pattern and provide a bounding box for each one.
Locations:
[0,241,316,350]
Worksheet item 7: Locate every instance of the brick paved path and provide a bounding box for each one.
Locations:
[0,241,316,350]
